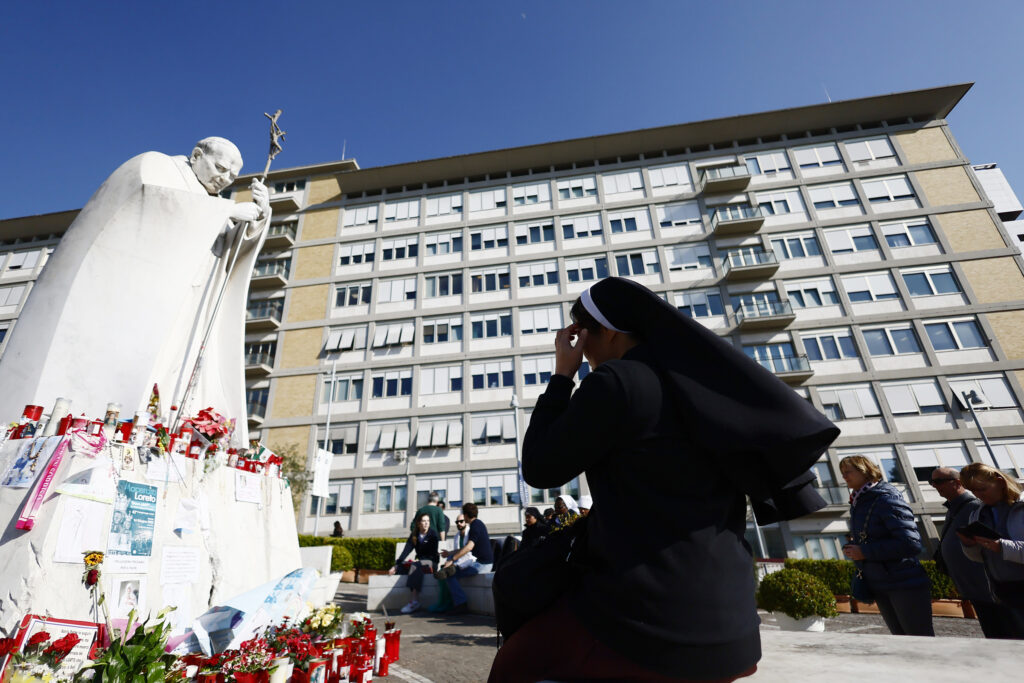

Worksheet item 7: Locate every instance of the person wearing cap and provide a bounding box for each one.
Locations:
[521,506,550,549]
[577,495,593,517]
[488,277,839,683]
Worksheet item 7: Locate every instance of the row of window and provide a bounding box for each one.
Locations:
[335,135,903,229]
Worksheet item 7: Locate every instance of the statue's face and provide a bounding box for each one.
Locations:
[191,143,243,195]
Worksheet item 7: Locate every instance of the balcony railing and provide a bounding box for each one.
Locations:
[815,485,848,506]
[724,248,777,270]
[264,222,297,247]
[700,164,752,193]
[246,402,267,419]
[253,262,290,278]
[735,300,795,325]
[246,301,283,320]
[753,354,812,375]
[245,352,275,367]
[710,204,766,234]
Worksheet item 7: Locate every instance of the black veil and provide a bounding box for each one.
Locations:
[585,277,840,523]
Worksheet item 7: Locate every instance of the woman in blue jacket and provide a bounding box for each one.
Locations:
[840,455,933,636]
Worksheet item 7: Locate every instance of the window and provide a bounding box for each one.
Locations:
[370,369,413,397]
[656,202,702,229]
[420,365,464,395]
[370,321,415,348]
[784,278,839,308]
[515,220,555,245]
[519,305,563,334]
[841,272,900,302]
[881,379,946,415]
[415,421,464,449]
[905,444,969,482]
[744,150,792,178]
[377,277,417,303]
[793,143,843,170]
[425,230,463,255]
[556,176,597,200]
[978,441,1024,477]
[323,481,353,514]
[801,329,858,361]
[338,241,375,266]
[675,290,724,319]
[948,374,1017,410]
[380,236,419,261]
[823,225,878,254]
[861,325,922,356]
[522,356,555,385]
[342,204,378,227]
[817,384,881,421]
[247,298,283,320]
[666,244,713,271]
[845,136,896,165]
[517,261,559,288]
[863,175,915,204]
[882,219,937,248]
[415,475,464,508]
[755,189,805,216]
[323,373,364,402]
[470,226,509,250]
[253,257,290,278]
[423,272,463,298]
[602,170,644,196]
[383,198,420,222]
[561,214,602,240]
[470,415,516,444]
[809,182,860,210]
[335,283,372,307]
[792,534,847,560]
[4,249,42,272]
[0,324,7,346]
[468,188,507,212]
[245,340,276,364]
[246,387,268,416]
[272,179,305,193]
[564,256,609,283]
[901,266,960,297]
[924,318,986,351]
[770,232,821,260]
[744,342,803,374]
[425,192,463,218]
[0,284,27,308]
[361,480,408,513]
[731,291,782,318]
[423,316,463,344]
[470,267,511,292]
[512,181,551,206]
[471,471,522,506]
[471,360,514,389]
[471,310,513,338]
[608,209,652,234]
[319,426,359,455]
[615,250,660,277]
[648,162,693,191]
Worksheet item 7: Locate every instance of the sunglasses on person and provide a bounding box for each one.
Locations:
[456,519,466,525]
[929,477,957,487]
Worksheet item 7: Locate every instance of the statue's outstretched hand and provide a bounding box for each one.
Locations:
[229,202,262,222]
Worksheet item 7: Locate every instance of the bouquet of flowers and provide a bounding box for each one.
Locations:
[347,612,371,639]
[2,630,80,677]
[300,604,342,640]
[188,408,232,443]
[223,637,277,674]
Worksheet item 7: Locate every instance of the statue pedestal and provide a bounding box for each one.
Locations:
[0,435,301,635]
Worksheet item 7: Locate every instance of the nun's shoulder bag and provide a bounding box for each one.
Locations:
[492,515,589,639]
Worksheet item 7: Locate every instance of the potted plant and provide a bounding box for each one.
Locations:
[223,637,277,683]
[756,568,838,632]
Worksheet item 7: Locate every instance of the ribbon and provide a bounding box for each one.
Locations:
[16,436,71,530]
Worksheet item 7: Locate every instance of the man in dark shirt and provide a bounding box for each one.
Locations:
[411,491,447,541]
[436,502,493,614]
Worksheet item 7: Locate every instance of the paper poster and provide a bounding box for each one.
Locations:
[173,498,199,535]
[235,470,262,504]
[53,497,111,564]
[109,575,147,619]
[106,480,157,573]
[311,447,331,498]
[162,582,193,634]
[161,546,201,585]
[145,452,187,485]
[1,437,60,488]
[55,457,116,502]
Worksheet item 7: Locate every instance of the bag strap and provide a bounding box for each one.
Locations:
[857,494,881,543]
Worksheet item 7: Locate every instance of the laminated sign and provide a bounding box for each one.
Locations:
[106,480,158,573]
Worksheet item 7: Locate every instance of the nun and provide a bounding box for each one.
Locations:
[488,278,839,683]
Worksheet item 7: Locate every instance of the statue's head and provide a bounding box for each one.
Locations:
[190,137,243,195]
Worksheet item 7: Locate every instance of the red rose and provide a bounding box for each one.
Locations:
[86,568,99,586]
[0,638,17,656]
[27,631,50,649]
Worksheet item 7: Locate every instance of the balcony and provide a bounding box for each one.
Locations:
[245,352,275,376]
[246,401,267,426]
[245,301,283,330]
[263,222,296,249]
[250,262,289,289]
[734,300,796,330]
[700,164,751,193]
[269,192,301,213]
[709,204,766,236]
[814,485,849,507]
[722,249,779,281]
[754,354,814,384]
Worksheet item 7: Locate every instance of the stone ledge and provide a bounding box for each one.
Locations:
[367,573,494,615]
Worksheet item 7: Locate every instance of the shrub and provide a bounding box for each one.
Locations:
[756,568,838,619]
[784,558,853,595]
[922,560,960,600]
[339,538,405,571]
[296,535,355,572]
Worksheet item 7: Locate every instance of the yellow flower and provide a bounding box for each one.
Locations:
[83,552,104,567]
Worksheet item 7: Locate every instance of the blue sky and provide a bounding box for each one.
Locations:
[3,1,1023,219]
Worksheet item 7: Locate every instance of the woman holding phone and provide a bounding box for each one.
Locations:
[957,463,1024,632]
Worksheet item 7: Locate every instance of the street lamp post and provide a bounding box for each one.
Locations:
[962,389,1000,469]
[313,358,338,536]
[511,394,527,518]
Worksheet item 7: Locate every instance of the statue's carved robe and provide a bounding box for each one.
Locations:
[0,152,268,443]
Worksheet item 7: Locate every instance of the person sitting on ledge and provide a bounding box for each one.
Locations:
[389,513,440,614]
[435,502,493,615]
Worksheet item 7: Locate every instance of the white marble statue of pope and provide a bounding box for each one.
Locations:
[0,137,270,444]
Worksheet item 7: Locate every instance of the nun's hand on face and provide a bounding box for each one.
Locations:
[554,324,587,378]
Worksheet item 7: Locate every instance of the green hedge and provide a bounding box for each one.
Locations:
[783,558,960,600]
[298,535,406,572]
[756,568,838,619]
[297,535,355,573]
